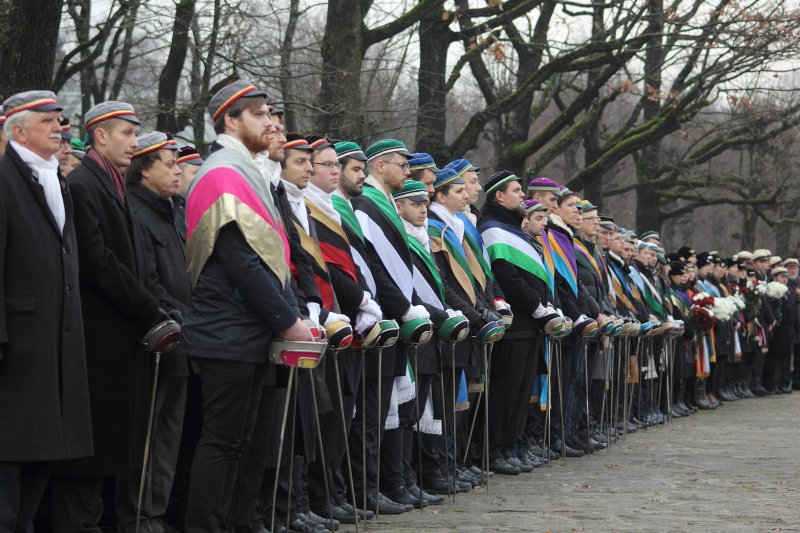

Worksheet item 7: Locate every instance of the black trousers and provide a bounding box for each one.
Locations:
[0,462,52,533]
[479,336,541,462]
[348,373,393,498]
[185,358,267,533]
[379,374,433,493]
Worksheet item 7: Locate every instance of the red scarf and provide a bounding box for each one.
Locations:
[87,148,126,204]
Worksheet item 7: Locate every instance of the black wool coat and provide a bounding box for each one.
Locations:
[58,155,163,476]
[128,184,192,378]
[0,143,93,462]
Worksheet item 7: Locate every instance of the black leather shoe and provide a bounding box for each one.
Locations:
[288,516,326,533]
[780,385,793,394]
[553,439,585,457]
[488,457,520,475]
[366,493,413,515]
[312,504,357,525]
[335,501,374,522]
[421,476,457,495]
[294,511,334,532]
[751,383,768,396]
[506,455,534,473]
[304,510,340,531]
[407,483,445,505]
[385,486,427,509]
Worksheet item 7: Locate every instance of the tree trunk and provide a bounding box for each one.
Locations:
[0,0,63,95]
[635,0,664,233]
[157,0,195,133]
[415,15,452,161]
[581,2,606,205]
[318,0,367,138]
[278,0,300,132]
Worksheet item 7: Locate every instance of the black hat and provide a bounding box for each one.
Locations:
[696,251,712,268]
[484,170,521,196]
[676,246,696,261]
[669,261,687,276]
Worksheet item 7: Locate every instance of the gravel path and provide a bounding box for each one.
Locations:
[354,393,800,532]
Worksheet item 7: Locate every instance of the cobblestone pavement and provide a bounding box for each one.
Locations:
[351,393,800,533]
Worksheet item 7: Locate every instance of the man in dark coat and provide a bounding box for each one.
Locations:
[122,132,192,532]
[51,100,174,530]
[0,91,92,532]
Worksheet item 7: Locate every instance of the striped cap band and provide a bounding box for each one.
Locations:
[177,152,202,165]
[283,139,312,151]
[86,109,138,129]
[211,85,257,122]
[6,97,59,117]
[485,174,520,196]
[132,140,172,159]
[336,148,365,160]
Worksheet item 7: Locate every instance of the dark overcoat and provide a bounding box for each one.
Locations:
[0,143,93,462]
[59,155,162,476]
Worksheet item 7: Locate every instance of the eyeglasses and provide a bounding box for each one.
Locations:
[582,216,600,222]
[312,161,342,170]
[382,160,410,172]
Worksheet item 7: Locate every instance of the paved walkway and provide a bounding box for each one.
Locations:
[355,393,800,532]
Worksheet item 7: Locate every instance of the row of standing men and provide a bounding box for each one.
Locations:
[1,80,795,533]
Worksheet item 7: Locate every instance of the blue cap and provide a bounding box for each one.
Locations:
[433,167,464,189]
[408,152,440,172]
[443,158,479,178]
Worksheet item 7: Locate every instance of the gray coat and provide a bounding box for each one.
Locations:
[0,142,93,462]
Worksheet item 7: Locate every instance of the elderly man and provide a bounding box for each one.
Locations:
[0,91,92,533]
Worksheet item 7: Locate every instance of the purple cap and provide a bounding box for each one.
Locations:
[527,177,561,193]
[523,198,547,213]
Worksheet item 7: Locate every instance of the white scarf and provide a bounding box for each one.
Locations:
[402,218,430,250]
[461,206,477,227]
[429,202,464,243]
[281,177,309,233]
[12,141,65,233]
[304,182,341,224]
[264,157,282,187]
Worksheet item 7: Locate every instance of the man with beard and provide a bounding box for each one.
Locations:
[181,80,313,532]
[478,175,561,475]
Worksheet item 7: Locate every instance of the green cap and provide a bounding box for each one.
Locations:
[364,138,412,162]
[392,179,429,202]
[335,141,367,162]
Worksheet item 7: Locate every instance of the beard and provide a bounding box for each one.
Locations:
[241,126,271,154]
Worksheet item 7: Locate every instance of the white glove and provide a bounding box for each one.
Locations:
[533,303,548,319]
[494,298,511,311]
[575,314,591,325]
[324,311,351,326]
[359,292,383,320]
[446,309,464,319]
[355,311,378,335]
[555,307,565,318]
[402,304,430,322]
[307,302,321,325]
